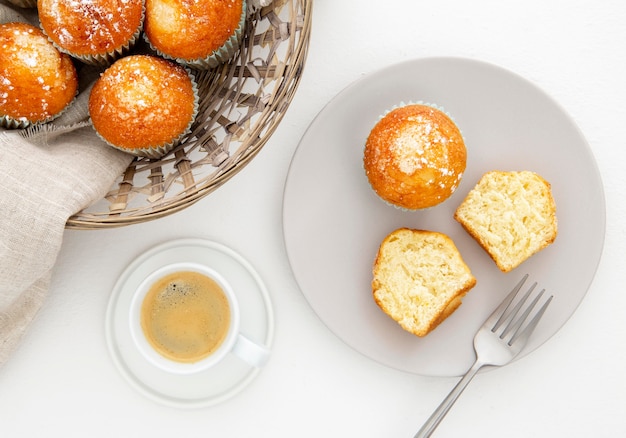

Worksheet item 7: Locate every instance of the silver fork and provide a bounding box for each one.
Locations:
[414,274,553,438]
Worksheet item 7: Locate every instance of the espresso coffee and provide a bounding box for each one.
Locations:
[140,270,231,363]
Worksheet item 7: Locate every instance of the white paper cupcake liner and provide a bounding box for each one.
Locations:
[1,93,78,129]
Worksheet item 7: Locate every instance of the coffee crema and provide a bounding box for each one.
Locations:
[140,270,231,363]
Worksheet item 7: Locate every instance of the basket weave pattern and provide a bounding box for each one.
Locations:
[67,0,312,229]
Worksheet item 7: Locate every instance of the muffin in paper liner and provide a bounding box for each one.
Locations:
[143,0,246,70]
[1,103,73,129]
[37,0,145,66]
[362,101,467,211]
[0,22,79,129]
[89,55,199,159]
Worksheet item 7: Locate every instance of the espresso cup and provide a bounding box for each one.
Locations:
[129,262,270,374]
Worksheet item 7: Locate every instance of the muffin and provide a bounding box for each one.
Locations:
[454,170,558,272]
[0,22,78,128]
[88,54,198,158]
[143,0,246,69]
[363,103,467,210]
[372,228,476,337]
[37,0,145,65]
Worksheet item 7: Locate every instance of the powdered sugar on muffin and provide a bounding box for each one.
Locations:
[363,103,467,210]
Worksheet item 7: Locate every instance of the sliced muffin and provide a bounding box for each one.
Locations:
[454,170,558,272]
[372,228,476,337]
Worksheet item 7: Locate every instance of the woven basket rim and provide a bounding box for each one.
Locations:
[66,0,313,229]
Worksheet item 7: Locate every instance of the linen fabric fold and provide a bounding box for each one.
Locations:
[0,112,132,367]
[1,2,132,364]
[0,0,275,366]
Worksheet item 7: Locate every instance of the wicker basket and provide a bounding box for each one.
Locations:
[66,0,312,229]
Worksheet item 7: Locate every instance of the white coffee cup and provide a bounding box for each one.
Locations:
[129,262,270,374]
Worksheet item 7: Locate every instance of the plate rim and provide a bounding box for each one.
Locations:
[282,56,606,377]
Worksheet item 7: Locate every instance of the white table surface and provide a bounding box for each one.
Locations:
[1,1,625,436]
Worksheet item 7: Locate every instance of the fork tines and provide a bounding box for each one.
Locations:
[490,274,554,346]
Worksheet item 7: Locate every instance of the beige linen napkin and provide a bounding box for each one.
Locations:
[0,120,132,366]
[0,0,275,366]
[1,2,133,365]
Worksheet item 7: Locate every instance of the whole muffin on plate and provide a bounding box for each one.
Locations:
[37,0,145,65]
[88,54,198,158]
[143,0,246,69]
[0,22,78,129]
[363,103,467,210]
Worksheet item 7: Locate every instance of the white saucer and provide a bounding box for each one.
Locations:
[105,238,275,409]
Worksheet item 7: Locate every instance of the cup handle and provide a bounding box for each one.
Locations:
[231,334,270,368]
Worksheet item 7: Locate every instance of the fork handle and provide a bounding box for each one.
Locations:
[414,360,484,438]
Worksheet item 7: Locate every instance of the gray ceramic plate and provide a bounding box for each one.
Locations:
[282,57,605,377]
